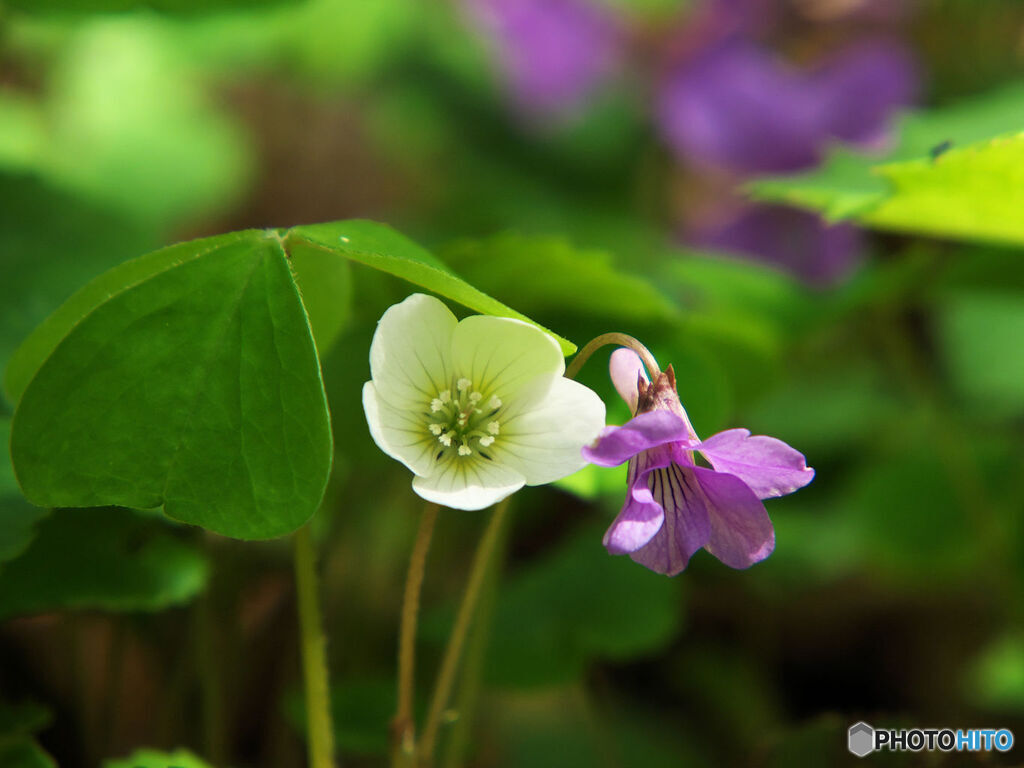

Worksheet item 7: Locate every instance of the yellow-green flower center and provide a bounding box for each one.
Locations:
[427,377,503,460]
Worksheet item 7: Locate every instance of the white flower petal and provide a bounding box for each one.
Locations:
[363,381,437,477]
[370,293,457,409]
[450,315,564,402]
[497,376,606,485]
[412,457,526,510]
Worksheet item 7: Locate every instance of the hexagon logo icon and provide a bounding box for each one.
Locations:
[848,722,875,757]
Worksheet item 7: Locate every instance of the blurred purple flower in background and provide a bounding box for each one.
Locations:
[463,0,623,120]
[657,0,918,285]
[658,39,918,174]
[583,349,814,576]
[693,204,864,287]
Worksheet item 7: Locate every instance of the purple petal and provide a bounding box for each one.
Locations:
[693,203,863,287]
[582,411,694,468]
[812,41,917,147]
[624,458,712,575]
[657,41,823,174]
[698,428,815,499]
[602,448,671,554]
[609,347,647,414]
[694,466,775,569]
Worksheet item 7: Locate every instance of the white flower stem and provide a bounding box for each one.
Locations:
[417,496,513,766]
[294,524,336,768]
[392,502,441,768]
[565,332,661,380]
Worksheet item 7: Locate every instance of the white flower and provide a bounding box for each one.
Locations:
[362,294,606,510]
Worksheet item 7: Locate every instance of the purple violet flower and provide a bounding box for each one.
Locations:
[583,349,814,576]
[463,0,622,121]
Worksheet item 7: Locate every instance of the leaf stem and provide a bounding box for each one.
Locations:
[565,333,660,381]
[294,524,336,768]
[392,502,441,767]
[417,497,513,765]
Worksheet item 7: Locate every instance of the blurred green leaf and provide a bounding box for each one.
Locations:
[0,419,50,565]
[439,233,679,322]
[490,687,701,768]
[761,715,913,768]
[0,741,56,768]
[0,702,54,768]
[0,703,50,736]
[11,17,252,225]
[745,365,900,457]
[0,95,44,171]
[286,220,576,354]
[657,255,814,417]
[967,634,1024,712]
[937,292,1024,416]
[849,449,974,579]
[284,677,397,757]
[749,83,1024,244]
[932,245,1024,295]
[9,230,333,540]
[481,524,683,688]
[280,0,423,86]
[0,507,207,619]
[167,0,424,87]
[102,748,213,768]
[0,175,156,398]
[7,0,298,12]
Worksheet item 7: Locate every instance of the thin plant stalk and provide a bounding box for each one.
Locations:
[417,497,513,765]
[294,523,336,768]
[565,333,660,381]
[439,511,509,768]
[196,541,227,766]
[392,502,441,767]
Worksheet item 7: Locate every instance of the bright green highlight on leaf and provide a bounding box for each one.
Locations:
[0,508,207,620]
[748,83,1024,245]
[6,219,572,540]
[864,132,1024,244]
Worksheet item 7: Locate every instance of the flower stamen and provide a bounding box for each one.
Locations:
[426,377,507,459]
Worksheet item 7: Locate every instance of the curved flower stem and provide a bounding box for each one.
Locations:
[565,332,661,381]
[392,502,441,767]
[294,524,336,768]
[418,497,513,766]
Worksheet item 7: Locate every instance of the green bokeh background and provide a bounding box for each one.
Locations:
[0,0,1022,766]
